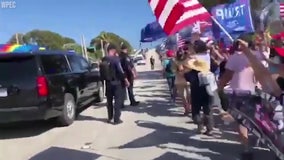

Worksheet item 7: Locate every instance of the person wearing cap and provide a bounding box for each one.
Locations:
[119,44,140,107]
[100,44,130,125]
[162,50,176,102]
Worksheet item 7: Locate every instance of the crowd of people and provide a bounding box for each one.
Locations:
[161,30,284,159]
[97,30,284,159]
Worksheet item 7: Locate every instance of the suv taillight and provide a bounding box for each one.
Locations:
[36,76,48,96]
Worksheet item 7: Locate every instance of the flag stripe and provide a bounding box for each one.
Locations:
[280,3,284,18]
[154,0,168,19]
[174,12,210,34]
[157,0,179,27]
[182,0,199,8]
[163,3,184,34]
[149,0,210,35]
[176,4,209,23]
[177,33,185,48]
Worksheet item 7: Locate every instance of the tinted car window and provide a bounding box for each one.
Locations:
[41,55,70,74]
[68,55,89,72]
[79,57,89,71]
[68,55,82,72]
[0,55,37,86]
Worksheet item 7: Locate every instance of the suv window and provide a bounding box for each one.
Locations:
[0,55,37,86]
[68,55,89,72]
[41,55,70,75]
[78,57,89,71]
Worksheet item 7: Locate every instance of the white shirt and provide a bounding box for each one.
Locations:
[194,51,211,67]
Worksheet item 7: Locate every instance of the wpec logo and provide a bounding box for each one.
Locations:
[1,1,16,9]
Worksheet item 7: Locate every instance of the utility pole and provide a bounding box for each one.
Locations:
[80,35,85,58]
[82,35,88,61]
[16,33,19,44]
[101,39,105,57]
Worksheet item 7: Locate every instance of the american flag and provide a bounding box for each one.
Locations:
[148,0,211,35]
[176,33,185,48]
[280,3,284,19]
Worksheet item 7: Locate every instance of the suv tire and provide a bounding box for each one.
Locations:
[95,82,104,102]
[57,93,76,126]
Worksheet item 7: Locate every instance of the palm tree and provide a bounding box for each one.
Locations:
[90,32,110,50]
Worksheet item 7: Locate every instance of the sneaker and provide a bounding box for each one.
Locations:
[203,130,213,136]
[107,119,112,123]
[197,124,204,134]
[130,101,140,106]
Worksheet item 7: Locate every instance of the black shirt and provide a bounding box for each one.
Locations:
[184,70,210,106]
[104,56,126,82]
[120,52,134,80]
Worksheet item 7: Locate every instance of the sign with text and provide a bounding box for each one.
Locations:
[211,0,254,39]
[1,1,16,9]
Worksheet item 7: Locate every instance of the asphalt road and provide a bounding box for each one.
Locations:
[0,49,273,160]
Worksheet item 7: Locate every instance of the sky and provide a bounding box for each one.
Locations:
[0,0,158,49]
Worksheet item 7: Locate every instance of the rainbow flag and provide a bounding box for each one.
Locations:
[0,44,46,53]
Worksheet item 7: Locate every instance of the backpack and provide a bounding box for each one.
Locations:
[99,57,116,81]
[165,59,173,74]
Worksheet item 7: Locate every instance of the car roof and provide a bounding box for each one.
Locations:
[0,51,80,56]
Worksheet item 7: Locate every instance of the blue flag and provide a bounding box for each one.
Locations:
[211,0,255,41]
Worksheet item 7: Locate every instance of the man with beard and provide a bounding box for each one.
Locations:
[119,44,140,107]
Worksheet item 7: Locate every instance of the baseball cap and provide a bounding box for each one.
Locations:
[166,50,175,57]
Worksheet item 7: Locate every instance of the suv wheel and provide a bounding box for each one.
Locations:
[95,82,104,102]
[57,93,76,126]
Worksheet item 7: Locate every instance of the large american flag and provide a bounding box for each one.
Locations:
[148,0,211,35]
[176,33,185,48]
[280,3,284,19]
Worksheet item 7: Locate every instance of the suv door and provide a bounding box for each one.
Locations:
[78,57,100,97]
[66,55,88,104]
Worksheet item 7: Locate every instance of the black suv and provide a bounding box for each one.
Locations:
[0,51,103,126]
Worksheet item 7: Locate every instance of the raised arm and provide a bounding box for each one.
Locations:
[238,39,282,96]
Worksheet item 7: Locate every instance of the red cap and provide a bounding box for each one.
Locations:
[274,47,284,57]
[166,50,175,57]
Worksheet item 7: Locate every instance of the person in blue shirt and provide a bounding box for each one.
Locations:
[162,50,176,102]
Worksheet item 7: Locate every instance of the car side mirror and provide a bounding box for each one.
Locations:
[89,63,99,71]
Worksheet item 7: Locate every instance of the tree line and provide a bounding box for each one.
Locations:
[7,29,133,59]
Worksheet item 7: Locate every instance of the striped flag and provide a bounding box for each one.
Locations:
[280,3,284,19]
[176,33,185,48]
[148,0,211,35]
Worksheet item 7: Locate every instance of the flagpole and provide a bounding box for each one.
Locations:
[210,16,234,42]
